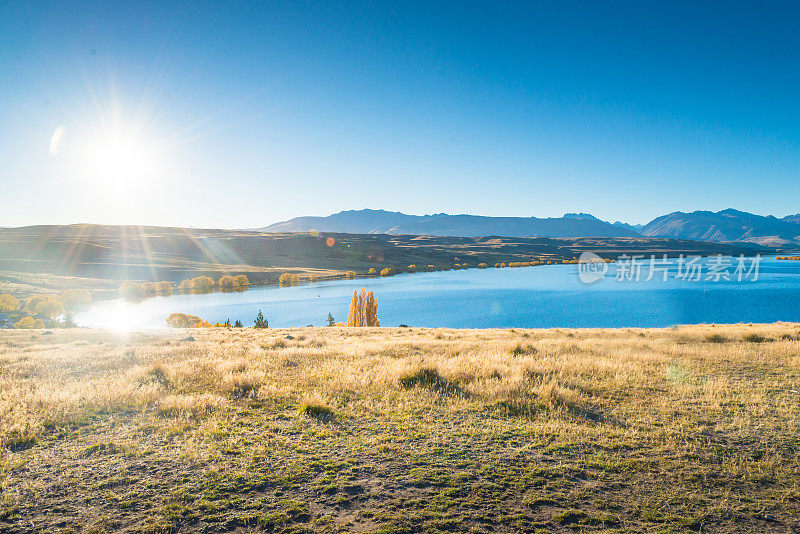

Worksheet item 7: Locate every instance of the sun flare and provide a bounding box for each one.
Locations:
[79,128,160,186]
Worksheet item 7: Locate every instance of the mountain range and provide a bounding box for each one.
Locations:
[260,210,638,238]
[258,209,800,248]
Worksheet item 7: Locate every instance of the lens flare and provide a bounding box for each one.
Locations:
[48,126,66,155]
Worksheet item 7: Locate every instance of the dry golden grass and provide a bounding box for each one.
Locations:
[1,324,799,532]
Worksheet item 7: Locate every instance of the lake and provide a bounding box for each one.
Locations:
[75,256,800,329]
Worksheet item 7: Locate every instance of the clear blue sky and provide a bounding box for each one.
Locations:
[2,1,799,228]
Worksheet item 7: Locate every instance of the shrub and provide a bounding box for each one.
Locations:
[120,282,157,301]
[34,298,64,318]
[510,343,537,356]
[13,316,45,329]
[380,267,393,277]
[179,279,194,293]
[427,265,436,271]
[176,277,215,294]
[706,334,726,343]
[743,333,769,343]
[21,295,65,318]
[0,294,20,312]
[139,363,170,388]
[279,273,299,287]
[61,289,92,313]
[166,313,203,328]
[191,276,215,293]
[298,402,334,421]
[406,264,416,273]
[23,295,51,314]
[478,263,488,269]
[228,376,261,398]
[345,271,356,279]
[233,274,250,286]
[368,268,377,275]
[218,275,236,289]
[155,281,173,296]
[398,367,464,396]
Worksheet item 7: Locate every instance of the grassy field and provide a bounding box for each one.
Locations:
[1,324,799,533]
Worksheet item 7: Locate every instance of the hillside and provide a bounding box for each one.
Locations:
[0,224,768,300]
[1,324,798,532]
[640,208,800,246]
[259,209,640,238]
[0,224,769,299]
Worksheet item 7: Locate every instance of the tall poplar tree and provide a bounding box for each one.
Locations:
[347,289,359,326]
[364,290,379,326]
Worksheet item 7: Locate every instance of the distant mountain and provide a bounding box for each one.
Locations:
[259,208,800,246]
[562,212,601,221]
[612,221,644,232]
[640,209,800,246]
[261,209,420,234]
[259,209,640,238]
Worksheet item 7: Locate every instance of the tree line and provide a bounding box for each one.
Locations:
[163,289,381,330]
[0,289,92,329]
[121,274,251,301]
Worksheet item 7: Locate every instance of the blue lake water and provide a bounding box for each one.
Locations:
[75,256,800,329]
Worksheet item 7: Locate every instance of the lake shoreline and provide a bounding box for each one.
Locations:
[74,256,800,330]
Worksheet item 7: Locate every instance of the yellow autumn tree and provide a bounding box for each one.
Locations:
[279,273,299,286]
[35,298,64,318]
[192,276,215,293]
[345,271,356,279]
[360,288,367,326]
[155,281,173,296]
[233,274,249,287]
[347,288,379,327]
[347,289,359,326]
[179,279,194,293]
[0,294,20,313]
[23,295,51,314]
[61,289,92,313]
[166,313,203,328]
[218,275,236,289]
[364,290,379,327]
[14,316,45,329]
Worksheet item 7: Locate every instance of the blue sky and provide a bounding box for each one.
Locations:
[1,1,799,227]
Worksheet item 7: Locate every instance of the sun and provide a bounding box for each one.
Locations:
[79,128,160,187]
[50,98,176,200]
